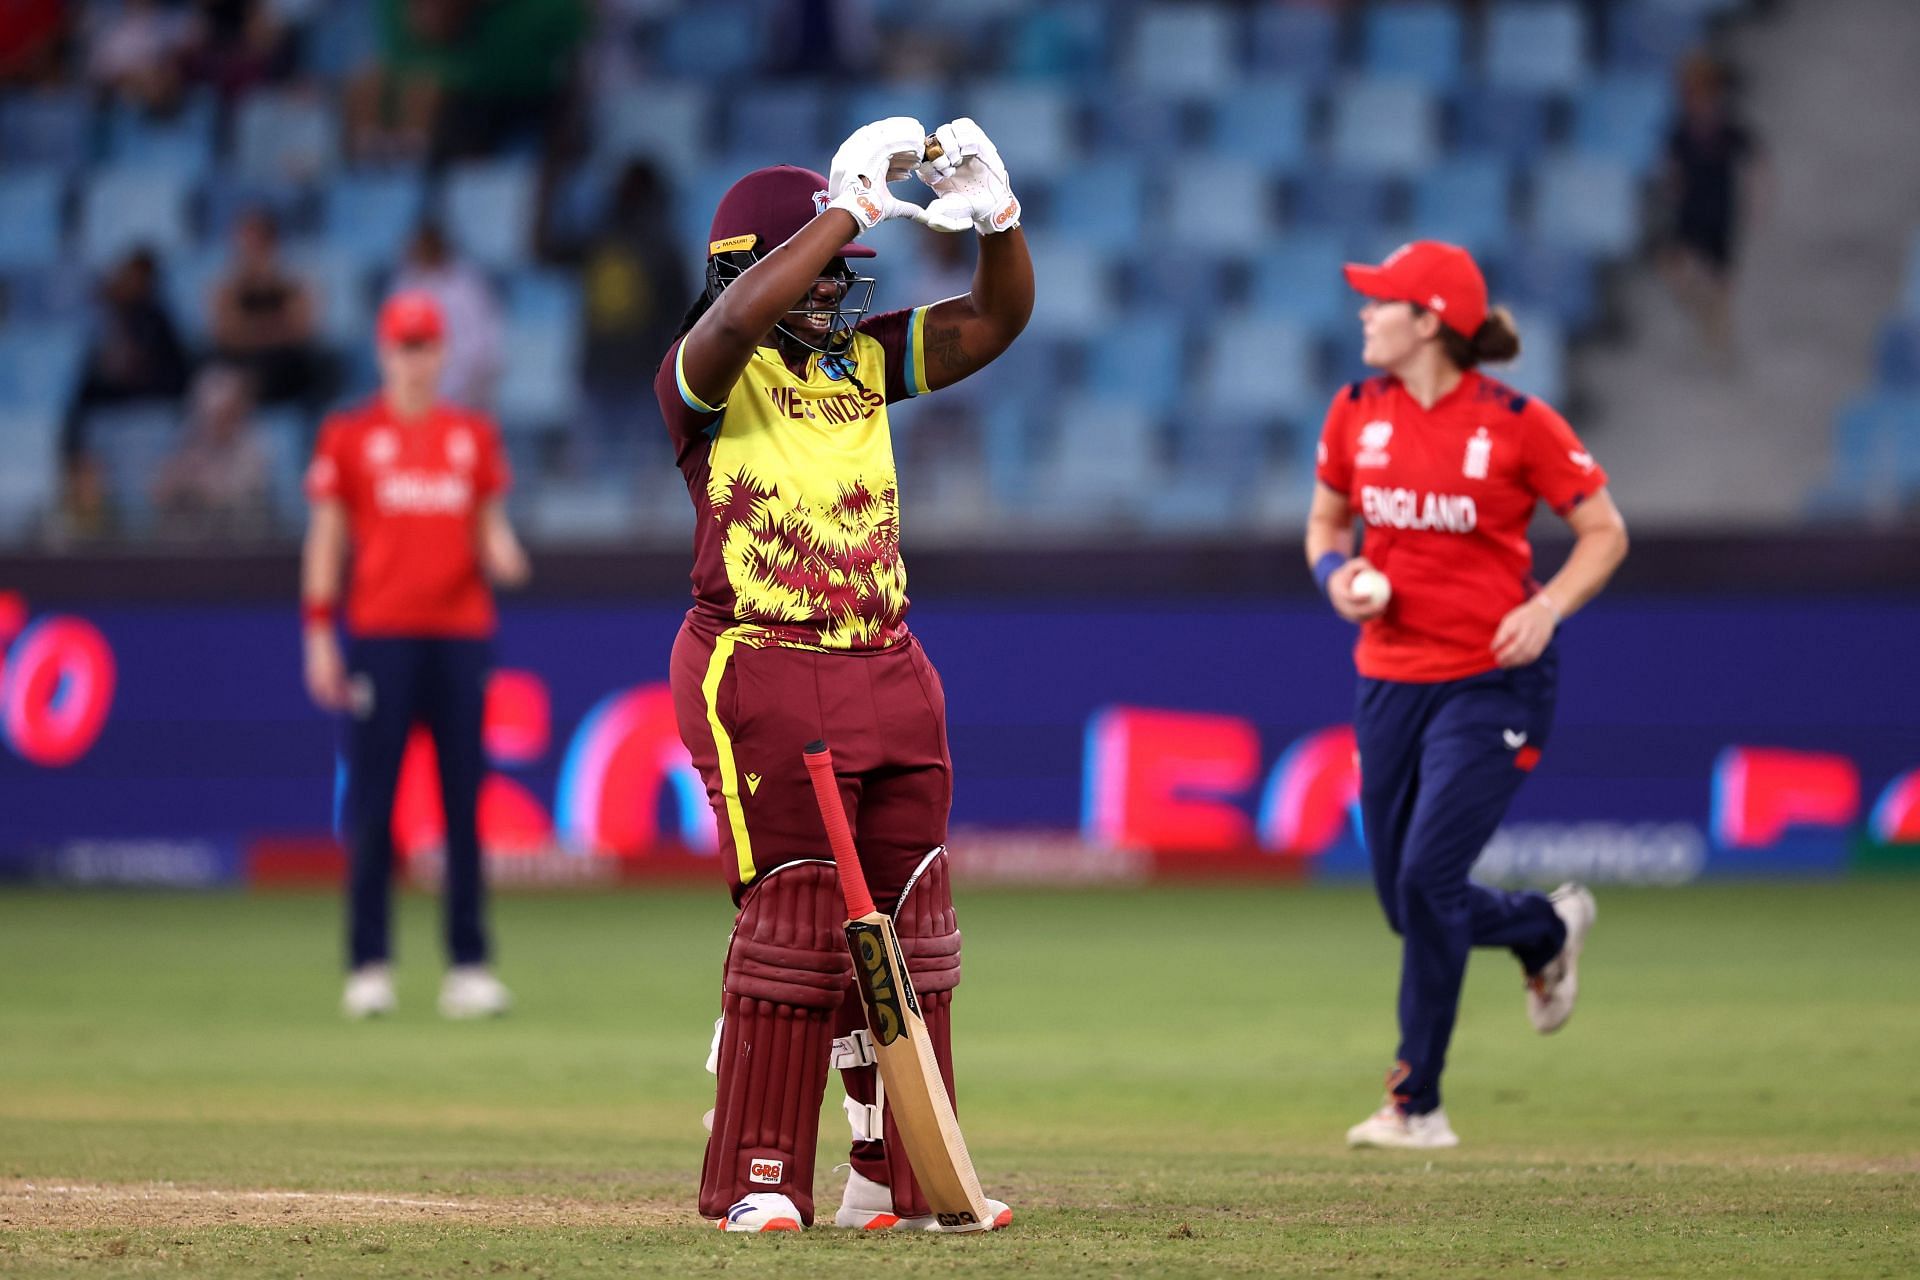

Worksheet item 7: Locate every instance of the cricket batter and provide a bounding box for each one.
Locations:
[1305,242,1629,1149]
[303,291,529,1021]
[655,117,1031,1230]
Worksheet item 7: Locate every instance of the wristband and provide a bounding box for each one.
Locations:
[302,600,336,631]
[1532,591,1562,624]
[1312,552,1348,596]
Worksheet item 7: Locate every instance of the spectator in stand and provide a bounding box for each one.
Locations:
[85,0,193,114]
[67,247,191,461]
[0,0,69,84]
[390,221,503,411]
[153,364,272,539]
[180,0,294,101]
[209,208,326,407]
[1662,54,1766,356]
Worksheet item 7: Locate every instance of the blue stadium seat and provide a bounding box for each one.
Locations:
[322,171,427,271]
[1484,2,1591,94]
[444,160,538,272]
[1411,155,1515,254]
[1208,83,1312,174]
[1045,395,1160,514]
[1450,85,1554,163]
[659,3,762,79]
[86,401,180,534]
[1491,308,1566,403]
[1573,75,1674,174]
[0,169,64,271]
[1533,154,1641,257]
[81,168,192,267]
[162,246,228,346]
[1482,237,1599,333]
[1050,167,1146,254]
[1021,235,1112,339]
[1249,232,1355,334]
[1330,79,1440,174]
[1165,158,1274,252]
[1875,318,1920,390]
[284,243,373,348]
[0,264,86,326]
[834,84,946,143]
[1822,393,1920,508]
[233,90,341,184]
[596,84,709,179]
[0,409,61,538]
[103,93,217,177]
[726,85,827,162]
[1198,318,1315,419]
[508,271,585,331]
[1248,4,1341,83]
[495,316,582,432]
[958,83,1074,174]
[1091,87,1186,157]
[1127,3,1240,96]
[1006,1,1108,82]
[1364,3,1466,89]
[1288,172,1393,232]
[252,406,312,532]
[1605,2,1706,73]
[201,174,305,245]
[1125,249,1235,327]
[1086,313,1186,414]
[302,0,379,78]
[0,89,93,169]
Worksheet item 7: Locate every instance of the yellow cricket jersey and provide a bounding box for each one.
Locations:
[654,306,931,652]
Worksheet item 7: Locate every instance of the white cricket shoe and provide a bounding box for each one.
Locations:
[341,964,395,1019]
[718,1192,802,1232]
[438,965,512,1019]
[1527,883,1596,1034]
[832,1167,1012,1232]
[1346,1101,1460,1150]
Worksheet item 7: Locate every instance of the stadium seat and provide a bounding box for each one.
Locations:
[80,168,193,268]
[595,83,710,179]
[1364,3,1467,90]
[1127,3,1240,96]
[0,325,85,416]
[1573,75,1675,174]
[1208,83,1312,173]
[1086,313,1186,414]
[252,406,312,532]
[1491,308,1566,404]
[958,83,1074,174]
[1021,235,1112,339]
[1605,2,1706,74]
[726,85,827,161]
[1124,249,1235,328]
[1533,154,1641,257]
[1050,167,1146,254]
[444,160,538,273]
[1483,237,1600,334]
[834,83,946,143]
[1044,394,1160,516]
[0,410,60,539]
[1005,1,1108,82]
[659,3,762,79]
[1091,86,1186,158]
[103,93,217,178]
[302,0,379,77]
[162,246,228,346]
[1249,232,1358,334]
[0,89,92,169]
[1450,85,1554,164]
[1288,172,1394,233]
[495,318,581,432]
[1875,318,1920,390]
[1411,155,1515,255]
[1484,1,1592,94]
[201,175,306,245]
[1330,79,1440,174]
[284,243,373,348]
[508,271,585,331]
[1248,4,1341,83]
[1165,158,1274,252]
[1198,317,1316,420]
[322,171,427,271]
[0,169,64,271]
[233,90,341,184]
[86,402,180,535]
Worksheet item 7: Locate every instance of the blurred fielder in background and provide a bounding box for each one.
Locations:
[1305,241,1630,1150]
[302,291,530,1021]
[655,117,1031,1231]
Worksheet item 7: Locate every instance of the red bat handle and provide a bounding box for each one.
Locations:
[804,740,875,919]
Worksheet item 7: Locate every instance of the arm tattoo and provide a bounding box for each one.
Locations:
[923,322,970,379]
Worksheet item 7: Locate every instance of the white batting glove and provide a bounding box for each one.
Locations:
[826,117,955,233]
[914,117,1022,235]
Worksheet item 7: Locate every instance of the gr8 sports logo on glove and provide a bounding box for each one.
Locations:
[915,117,1022,235]
[827,116,932,232]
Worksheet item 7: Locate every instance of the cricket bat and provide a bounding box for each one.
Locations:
[802,740,993,1231]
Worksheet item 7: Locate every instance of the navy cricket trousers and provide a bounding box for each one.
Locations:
[341,636,491,970]
[1354,645,1568,1115]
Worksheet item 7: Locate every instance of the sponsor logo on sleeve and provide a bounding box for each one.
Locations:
[1569,449,1596,473]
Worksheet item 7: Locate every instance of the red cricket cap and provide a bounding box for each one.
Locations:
[708,164,875,260]
[377,290,445,346]
[1343,241,1487,338]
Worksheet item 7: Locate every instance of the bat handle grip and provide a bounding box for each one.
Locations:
[803,741,875,919]
[922,134,944,162]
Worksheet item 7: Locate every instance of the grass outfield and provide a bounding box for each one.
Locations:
[0,881,1914,1278]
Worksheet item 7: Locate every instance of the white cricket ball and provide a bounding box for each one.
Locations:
[1350,568,1392,608]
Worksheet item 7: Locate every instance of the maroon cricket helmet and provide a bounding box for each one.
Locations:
[707,165,876,260]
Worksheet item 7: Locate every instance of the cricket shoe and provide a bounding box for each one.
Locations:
[438,965,512,1019]
[718,1192,802,1232]
[832,1168,1012,1232]
[1526,883,1596,1034]
[341,964,396,1019]
[1346,1101,1460,1150]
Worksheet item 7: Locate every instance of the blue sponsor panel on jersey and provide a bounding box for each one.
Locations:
[1,595,1915,883]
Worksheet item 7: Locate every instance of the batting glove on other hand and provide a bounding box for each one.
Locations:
[827,117,954,233]
[914,117,1022,235]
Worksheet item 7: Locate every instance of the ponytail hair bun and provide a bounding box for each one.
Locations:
[1437,305,1523,370]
